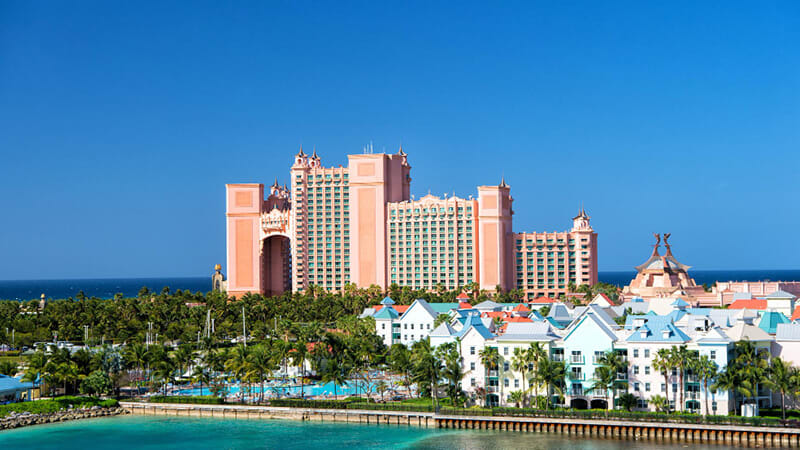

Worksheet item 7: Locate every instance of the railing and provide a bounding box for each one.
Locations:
[568,372,585,381]
[570,355,584,364]
[488,370,499,378]
[551,355,564,362]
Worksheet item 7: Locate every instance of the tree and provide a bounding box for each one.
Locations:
[764,356,799,420]
[433,315,449,329]
[508,390,525,408]
[23,350,48,399]
[650,395,670,413]
[536,357,565,410]
[617,392,638,411]
[695,355,718,416]
[226,344,251,403]
[80,370,112,395]
[478,346,500,407]
[510,347,529,407]
[248,343,275,402]
[411,338,443,408]
[652,348,673,412]
[389,344,413,397]
[437,342,464,406]
[526,342,547,404]
[591,350,628,411]
[376,380,389,402]
[290,339,309,399]
[669,345,692,412]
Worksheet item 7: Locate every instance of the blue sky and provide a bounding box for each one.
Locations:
[1,1,798,279]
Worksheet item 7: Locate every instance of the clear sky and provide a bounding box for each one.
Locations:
[1,1,798,280]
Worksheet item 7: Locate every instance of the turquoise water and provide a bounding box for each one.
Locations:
[0,415,737,449]
[176,380,380,398]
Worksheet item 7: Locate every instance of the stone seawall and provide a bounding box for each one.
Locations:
[0,406,129,431]
[121,402,800,447]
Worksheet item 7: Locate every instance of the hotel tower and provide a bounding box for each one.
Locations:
[225,148,597,299]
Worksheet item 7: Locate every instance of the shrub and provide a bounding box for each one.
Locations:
[148,396,224,405]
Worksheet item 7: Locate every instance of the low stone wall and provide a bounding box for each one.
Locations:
[0,406,129,431]
[121,402,800,447]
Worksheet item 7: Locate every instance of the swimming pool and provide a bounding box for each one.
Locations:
[174,380,389,398]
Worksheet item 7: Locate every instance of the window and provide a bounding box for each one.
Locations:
[504,379,509,388]
[644,349,650,358]
[661,383,666,392]
[634,382,640,391]
[633,365,639,375]
[381,324,385,330]
[645,366,650,375]
[470,362,475,371]
[503,347,509,356]
[503,362,509,371]
[470,346,476,355]
[710,350,716,359]
[471,378,476,387]
[672,383,678,393]
[645,383,651,392]
[514,379,519,388]
[633,349,639,358]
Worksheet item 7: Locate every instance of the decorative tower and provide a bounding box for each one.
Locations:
[477,177,514,292]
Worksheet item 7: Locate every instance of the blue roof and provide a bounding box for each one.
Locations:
[626,320,690,343]
[428,302,461,314]
[758,311,790,335]
[0,375,33,394]
[529,310,544,321]
[380,296,395,305]
[545,316,565,329]
[456,314,494,339]
[671,298,689,307]
[373,306,399,319]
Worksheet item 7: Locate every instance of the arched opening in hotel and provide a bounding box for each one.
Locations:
[261,235,291,296]
[590,399,608,410]
[570,398,589,410]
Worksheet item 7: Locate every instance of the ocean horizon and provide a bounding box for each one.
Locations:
[1,270,799,302]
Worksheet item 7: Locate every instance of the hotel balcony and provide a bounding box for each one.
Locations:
[570,355,585,364]
[686,391,700,400]
[568,372,585,381]
[551,355,564,362]
[487,385,499,393]
[488,370,499,378]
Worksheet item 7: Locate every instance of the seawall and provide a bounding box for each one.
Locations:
[121,402,800,447]
[1,406,128,431]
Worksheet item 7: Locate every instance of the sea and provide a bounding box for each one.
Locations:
[0,270,799,301]
[0,415,737,450]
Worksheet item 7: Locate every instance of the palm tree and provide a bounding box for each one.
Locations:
[376,380,389,402]
[711,365,741,415]
[173,345,194,381]
[669,345,692,412]
[478,346,500,407]
[764,357,799,420]
[508,390,525,408]
[290,339,309,399]
[653,348,673,412]
[411,338,443,408]
[536,356,566,410]
[588,365,616,411]
[599,350,629,410]
[695,355,718,416]
[650,394,670,413]
[226,344,251,403]
[510,347,529,406]
[248,344,275,402]
[437,342,464,406]
[23,350,48,399]
[732,341,769,412]
[389,344,413,397]
[526,342,547,407]
[124,342,149,394]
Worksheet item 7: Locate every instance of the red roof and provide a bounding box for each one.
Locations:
[481,311,508,319]
[594,293,615,305]
[372,304,410,314]
[456,292,471,300]
[458,301,472,309]
[791,305,800,321]
[529,297,557,304]
[729,299,768,310]
[505,316,533,323]
[512,303,531,312]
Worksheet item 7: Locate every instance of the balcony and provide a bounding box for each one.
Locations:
[551,355,564,362]
[568,372,585,381]
[570,355,585,364]
[487,386,498,393]
[488,370,499,378]
[686,391,700,400]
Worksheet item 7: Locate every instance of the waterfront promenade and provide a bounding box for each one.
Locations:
[122,401,800,447]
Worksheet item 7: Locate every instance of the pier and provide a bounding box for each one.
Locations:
[121,402,800,447]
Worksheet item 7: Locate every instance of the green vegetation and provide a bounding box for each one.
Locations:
[149,395,225,404]
[0,396,118,418]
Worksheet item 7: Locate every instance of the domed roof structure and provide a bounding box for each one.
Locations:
[623,233,703,299]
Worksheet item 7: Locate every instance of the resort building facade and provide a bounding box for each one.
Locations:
[225,149,598,298]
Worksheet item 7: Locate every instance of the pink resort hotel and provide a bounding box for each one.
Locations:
[225,148,597,299]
